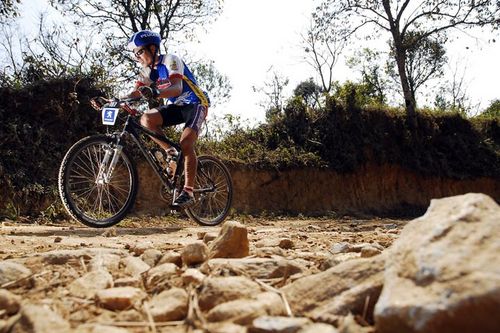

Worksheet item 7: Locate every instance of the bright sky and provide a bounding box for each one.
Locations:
[193,0,315,124]
[10,0,500,124]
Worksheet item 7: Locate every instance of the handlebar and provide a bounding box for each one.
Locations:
[93,96,148,116]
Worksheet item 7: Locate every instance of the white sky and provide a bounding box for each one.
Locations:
[10,0,500,124]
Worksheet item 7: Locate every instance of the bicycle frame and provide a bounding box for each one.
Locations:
[112,113,184,193]
[99,99,216,201]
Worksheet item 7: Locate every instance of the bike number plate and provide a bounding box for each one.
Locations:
[102,107,119,125]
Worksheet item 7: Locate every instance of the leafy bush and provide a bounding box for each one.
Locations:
[0,77,104,216]
[203,96,500,179]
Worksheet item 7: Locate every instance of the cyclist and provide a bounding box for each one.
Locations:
[126,30,209,208]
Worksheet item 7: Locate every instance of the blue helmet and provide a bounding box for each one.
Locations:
[127,30,161,51]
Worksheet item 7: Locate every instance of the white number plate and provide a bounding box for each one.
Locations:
[102,107,119,125]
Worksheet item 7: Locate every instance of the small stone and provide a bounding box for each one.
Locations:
[149,287,188,321]
[250,316,311,333]
[88,253,121,272]
[145,262,178,285]
[298,323,339,333]
[68,269,113,299]
[203,232,218,244]
[141,249,162,267]
[120,256,150,277]
[14,304,71,332]
[158,251,182,267]
[96,287,146,311]
[0,289,21,315]
[182,268,206,286]
[330,242,351,254]
[360,245,382,258]
[0,261,32,286]
[131,241,154,255]
[255,247,285,257]
[101,228,117,237]
[207,292,286,324]
[209,221,249,258]
[114,277,142,288]
[198,276,263,311]
[181,241,209,266]
[319,253,360,271]
[278,238,294,249]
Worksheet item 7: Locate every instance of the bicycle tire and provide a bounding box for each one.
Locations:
[58,135,138,228]
[185,155,233,226]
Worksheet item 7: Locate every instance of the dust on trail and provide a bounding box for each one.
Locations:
[0,216,405,261]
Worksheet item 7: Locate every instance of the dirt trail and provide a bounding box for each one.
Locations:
[0,216,406,332]
[0,217,404,261]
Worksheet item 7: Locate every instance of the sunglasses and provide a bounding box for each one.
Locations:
[134,48,147,58]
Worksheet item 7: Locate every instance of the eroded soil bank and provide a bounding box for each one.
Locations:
[135,163,499,216]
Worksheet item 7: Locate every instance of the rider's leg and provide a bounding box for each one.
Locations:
[180,127,198,191]
[172,104,206,207]
[140,110,171,151]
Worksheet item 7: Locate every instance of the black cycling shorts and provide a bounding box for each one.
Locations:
[157,103,207,133]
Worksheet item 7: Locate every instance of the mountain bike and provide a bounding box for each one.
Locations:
[58,97,233,227]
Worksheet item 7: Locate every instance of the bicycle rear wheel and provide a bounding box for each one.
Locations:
[185,155,233,226]
[58,135,138,228]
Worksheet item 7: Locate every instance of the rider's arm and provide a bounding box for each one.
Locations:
[127,89,142,99]
[124,81,147,99]
[157,77,183,99]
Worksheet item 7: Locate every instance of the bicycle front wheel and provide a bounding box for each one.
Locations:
[58,135,138,228]
[185,155,233,226]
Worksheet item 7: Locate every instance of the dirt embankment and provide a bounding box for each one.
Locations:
[135,162,499,217]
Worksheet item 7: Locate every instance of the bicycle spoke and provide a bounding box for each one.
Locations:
[186,157,233,225]
[63,138,136,224]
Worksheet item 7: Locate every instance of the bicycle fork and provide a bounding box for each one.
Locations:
[96,144,123,185]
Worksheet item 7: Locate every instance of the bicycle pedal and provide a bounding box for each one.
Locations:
[169,204,182,211]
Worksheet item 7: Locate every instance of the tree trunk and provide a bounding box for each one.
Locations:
[382,0,417,128]
[394,48,417,124]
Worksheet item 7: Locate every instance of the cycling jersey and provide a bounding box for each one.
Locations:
[136,54,209,107]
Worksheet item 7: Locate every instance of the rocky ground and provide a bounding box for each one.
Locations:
[0,193,498,333]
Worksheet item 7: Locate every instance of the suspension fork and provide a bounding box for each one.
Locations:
[96,133,126,185]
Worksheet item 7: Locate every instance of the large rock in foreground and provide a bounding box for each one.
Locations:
[374,193,500,333]
[282,254,385,319]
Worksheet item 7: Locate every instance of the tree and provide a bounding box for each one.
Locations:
[46,0,229,105]
[481,99,500,118]
[253,70,289,122]
[293,78,323,109]
[434,59,475,115]
[315,0,500,121]
[50,0,222,67]
[191,59,232,107]
[387,30,447,103]
[302,18,346,94]
[0,0,20,21]
[347,48,390,105]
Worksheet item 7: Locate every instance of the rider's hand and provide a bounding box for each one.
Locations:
[138,86,160,99]
[90,96,107,110]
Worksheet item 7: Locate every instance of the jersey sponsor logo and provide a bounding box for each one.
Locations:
[169,60,179,71]
[158,82,172,90]
[157,78,171,90]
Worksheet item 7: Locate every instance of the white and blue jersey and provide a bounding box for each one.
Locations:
[136,54,209,107]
